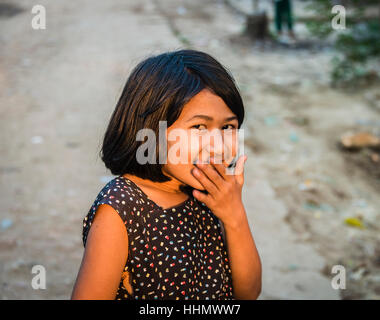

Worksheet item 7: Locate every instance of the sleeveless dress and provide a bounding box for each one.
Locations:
[82,175,234,300]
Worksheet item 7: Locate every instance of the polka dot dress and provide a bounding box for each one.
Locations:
[82,176,234,300]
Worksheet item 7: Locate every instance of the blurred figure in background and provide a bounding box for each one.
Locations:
[274,0,296,42]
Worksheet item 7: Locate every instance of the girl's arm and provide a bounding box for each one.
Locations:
[190,155,262,300]
[223,206,262,300]
[71,204,129,300]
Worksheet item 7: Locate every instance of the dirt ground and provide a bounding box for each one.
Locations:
[0,0,379,299]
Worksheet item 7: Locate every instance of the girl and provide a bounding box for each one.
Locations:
[71,49,261,300]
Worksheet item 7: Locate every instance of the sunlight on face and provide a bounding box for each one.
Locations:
[162,88,240,190]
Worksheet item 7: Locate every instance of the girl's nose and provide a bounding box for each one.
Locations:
[204,129,225,162]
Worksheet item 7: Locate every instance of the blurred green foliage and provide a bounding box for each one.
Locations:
[305,0,380,86]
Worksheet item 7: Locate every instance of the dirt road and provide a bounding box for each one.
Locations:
[1,0,379,299]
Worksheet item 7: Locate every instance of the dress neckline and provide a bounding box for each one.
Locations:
[118,175,192,212]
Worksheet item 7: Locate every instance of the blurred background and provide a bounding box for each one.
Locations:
[0,0,379,299]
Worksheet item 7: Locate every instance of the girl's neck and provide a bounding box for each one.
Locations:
[122,173,185,195]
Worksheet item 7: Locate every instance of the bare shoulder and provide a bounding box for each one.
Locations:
[71,204,129,299]
[88,204,129,251]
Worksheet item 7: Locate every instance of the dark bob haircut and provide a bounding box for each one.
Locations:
[100,49,245,182]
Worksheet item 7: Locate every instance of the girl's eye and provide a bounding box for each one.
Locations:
[191,124,207,130]
[222,124,236,130]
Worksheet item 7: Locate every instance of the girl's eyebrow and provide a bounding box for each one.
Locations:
[186,115,238,122]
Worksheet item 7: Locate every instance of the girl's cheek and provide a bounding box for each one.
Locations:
[223,131,239,164]
[188,134,202,164]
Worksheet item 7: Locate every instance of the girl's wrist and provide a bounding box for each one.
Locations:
[221,204,247,230]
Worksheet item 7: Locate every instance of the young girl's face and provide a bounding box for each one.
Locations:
[162,88,240,191]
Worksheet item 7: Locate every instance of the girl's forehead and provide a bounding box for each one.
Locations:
[177,90,236,121]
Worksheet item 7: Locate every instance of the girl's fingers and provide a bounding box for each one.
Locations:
[210,158,230,181]
[196,161,224,190]
[192,189,210,205]
[192,166,219,198]
[234,154,247,184]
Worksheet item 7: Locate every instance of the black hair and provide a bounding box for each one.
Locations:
[100,49,245,183]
